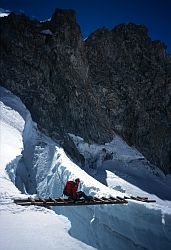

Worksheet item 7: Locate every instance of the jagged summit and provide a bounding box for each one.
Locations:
[51,8,77,24]
[49,8,82,41]
[112,22,148,34]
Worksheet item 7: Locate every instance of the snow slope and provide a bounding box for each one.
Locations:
[0,86,171,250]
[0,87,95,250]
[69,134,171,206]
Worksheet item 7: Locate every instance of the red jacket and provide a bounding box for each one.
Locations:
[63,181,78,199]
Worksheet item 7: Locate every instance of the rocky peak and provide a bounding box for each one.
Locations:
[49,8,81,40]
[51,8,77,25]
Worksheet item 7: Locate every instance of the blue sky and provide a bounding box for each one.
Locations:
[1,0,171,52]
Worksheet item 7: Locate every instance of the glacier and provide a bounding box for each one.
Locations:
[0,86,171,250]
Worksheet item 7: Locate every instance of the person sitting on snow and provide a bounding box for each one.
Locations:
[63,178,91,201]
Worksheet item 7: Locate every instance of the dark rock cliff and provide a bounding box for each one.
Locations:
[0,9,170,173]
[85,24,171,173]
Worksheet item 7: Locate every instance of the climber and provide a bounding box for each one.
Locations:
[63,178,91,201]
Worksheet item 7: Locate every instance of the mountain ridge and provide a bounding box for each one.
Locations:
[0,9,170,173]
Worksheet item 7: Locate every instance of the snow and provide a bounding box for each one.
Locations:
[0,12,9,17]
[0,86,171,250]
[40,29,53,35]
[0,209,95,250]
[69,133,171,204]
[40,18,51,22]
[0,87,95,250]
[0,8,10,17]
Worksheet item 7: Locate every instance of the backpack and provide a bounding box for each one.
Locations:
[63,181,77,196]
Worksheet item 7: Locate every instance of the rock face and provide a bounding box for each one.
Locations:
[0,9,170,173]
[85,25,171,173]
